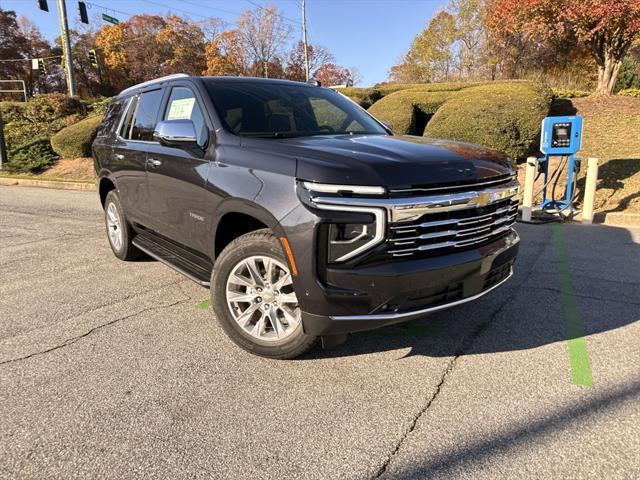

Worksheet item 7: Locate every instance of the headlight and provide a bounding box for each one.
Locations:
[297,181,387,263]
[301,181,385,196]
[328,223,377,263]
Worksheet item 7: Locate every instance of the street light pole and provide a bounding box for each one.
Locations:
[56,0,77,96]
[302,0,310,81]
[0,111,7,169]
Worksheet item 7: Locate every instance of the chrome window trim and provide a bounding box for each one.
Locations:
[114,96,135,141]
[330,267,513,322]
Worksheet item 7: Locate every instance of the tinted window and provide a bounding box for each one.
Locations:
[131,89,163,141]
[97,99,126,137]
[163,87,208,147]
[119,97,137,139]
[204,81,386,138]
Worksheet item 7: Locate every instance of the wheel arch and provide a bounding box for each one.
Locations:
[99,176,116,208]
[212,200,285,260]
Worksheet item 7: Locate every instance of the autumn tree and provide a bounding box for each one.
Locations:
[236,5,292,78]
[204,30,249,76]
[156,15,206,76]
[0,10,56,98]
[314,63,356,86]
[284,41,333,81]
[488,0,640,95]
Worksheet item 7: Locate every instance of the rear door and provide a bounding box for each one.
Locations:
[112,89,164,225]
[145,84,213,251]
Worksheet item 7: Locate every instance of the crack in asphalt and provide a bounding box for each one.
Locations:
[0,299,189,366]
[372,236,550,479]
[0,279,189,341]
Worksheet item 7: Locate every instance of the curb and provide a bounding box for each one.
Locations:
[0,177,96,191]
[592,211,640,227]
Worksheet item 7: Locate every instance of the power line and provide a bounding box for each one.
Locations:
[85,2,135,18]
[245,0,302,25]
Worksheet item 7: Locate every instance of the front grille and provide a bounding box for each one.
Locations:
[387,198,518,257]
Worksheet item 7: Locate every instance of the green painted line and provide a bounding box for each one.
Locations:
[552,224,594,387]
[195,298,212,310]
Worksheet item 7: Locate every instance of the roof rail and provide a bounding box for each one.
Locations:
[120,73,189,96]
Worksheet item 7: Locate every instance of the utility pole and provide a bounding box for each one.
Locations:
[301,0,310,81]
[0,112,7,170]
[56,0,77,96]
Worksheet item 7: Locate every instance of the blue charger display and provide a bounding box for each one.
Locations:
[538,115,583,211]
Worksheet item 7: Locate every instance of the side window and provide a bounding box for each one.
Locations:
[118,97,137,139]
[131,89,163,141]
[97,99,125,137]
[163,87,208,147]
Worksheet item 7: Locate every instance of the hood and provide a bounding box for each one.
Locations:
[242,134,515,189]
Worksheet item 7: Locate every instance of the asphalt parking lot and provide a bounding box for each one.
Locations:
[1,185,639,479]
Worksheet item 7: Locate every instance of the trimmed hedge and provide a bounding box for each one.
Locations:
[6,136,58,173]
[367,89,456,134]
[50,115,102,159]
[424,82,553,161]
[338,82,484,108]
[338,87,382,108]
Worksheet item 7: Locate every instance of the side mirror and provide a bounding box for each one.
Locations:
[154,120,199,149]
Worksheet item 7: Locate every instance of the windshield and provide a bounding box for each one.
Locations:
[203,80,388,138]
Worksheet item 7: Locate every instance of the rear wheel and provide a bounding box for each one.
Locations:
[211,229,317,359]
[104,190,142,261]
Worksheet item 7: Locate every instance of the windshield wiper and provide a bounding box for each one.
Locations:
[242,132,304,139]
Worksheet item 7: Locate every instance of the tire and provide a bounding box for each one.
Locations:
[211,229,317,359]
[104,190,143,261]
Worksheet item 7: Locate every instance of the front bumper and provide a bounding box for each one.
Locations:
[300,229,519,336]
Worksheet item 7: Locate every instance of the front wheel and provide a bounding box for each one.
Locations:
[211,229,317,359]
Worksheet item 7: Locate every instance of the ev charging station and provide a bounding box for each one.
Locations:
[522,115,599,223]
[538,115,583,212]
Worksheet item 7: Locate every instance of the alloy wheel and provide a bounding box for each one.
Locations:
[225,255,301,341]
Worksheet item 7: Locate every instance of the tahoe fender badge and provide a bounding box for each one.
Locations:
[189,212,205,222]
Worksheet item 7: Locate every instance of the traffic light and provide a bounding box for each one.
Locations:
[88,49,99,68]
[37,0,49,12]
[38,59,46,75]
[78,2,89,24]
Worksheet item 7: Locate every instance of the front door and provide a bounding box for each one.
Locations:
[145,85,213,252]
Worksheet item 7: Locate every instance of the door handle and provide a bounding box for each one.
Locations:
[114,153,124,160]
[148,158,163,167]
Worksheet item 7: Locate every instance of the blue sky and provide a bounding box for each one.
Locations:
[1,0,446,86]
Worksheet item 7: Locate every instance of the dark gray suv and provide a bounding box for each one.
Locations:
[93,74,520,359]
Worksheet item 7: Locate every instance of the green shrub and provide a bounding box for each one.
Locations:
[552,88,591,98]
[618,88,640,97]
[0,101,27,123]
[5,137,58,173]
[425,82,553,161]
[339,82,487,110]
[50,115,102,159]
[337,87,382,108]
[22,93,86,131]
[85,96,112,116]
[367,89,456,134]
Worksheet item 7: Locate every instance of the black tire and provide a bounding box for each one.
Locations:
[211,229,317,359]
[104,190,143,261]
